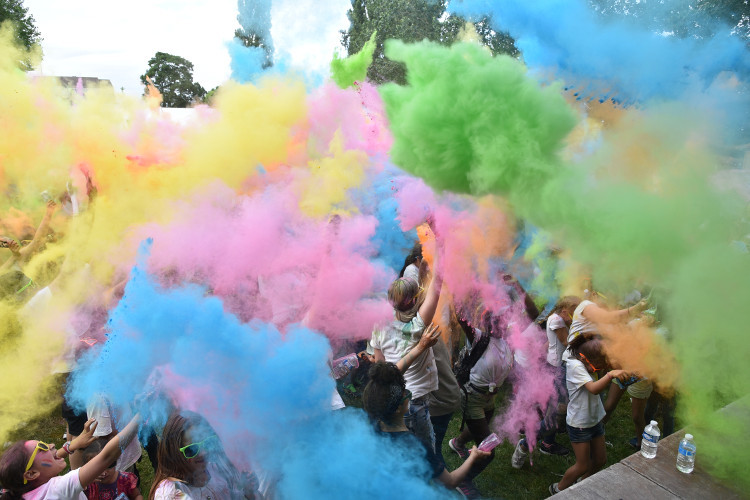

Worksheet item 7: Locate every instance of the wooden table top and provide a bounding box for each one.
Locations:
[554,429,745,499]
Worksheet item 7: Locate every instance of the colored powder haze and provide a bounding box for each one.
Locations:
[0,0,748,495]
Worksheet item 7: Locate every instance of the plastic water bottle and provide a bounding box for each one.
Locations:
[641,420,660,458]
[478,433,501,452]
[330,353,359,379]
[676,434,696,473]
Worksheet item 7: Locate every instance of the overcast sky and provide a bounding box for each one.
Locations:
[25,0,351,95]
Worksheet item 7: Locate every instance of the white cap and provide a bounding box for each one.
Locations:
[685,434,693,440]
[650,420,658,426]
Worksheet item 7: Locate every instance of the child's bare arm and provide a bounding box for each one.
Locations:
[78,415,139,488]
[19,201,57,260]
[130,487,144,500]
[585,370,628,395]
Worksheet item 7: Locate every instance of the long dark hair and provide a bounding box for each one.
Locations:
[362,362,406,426]
[148,412,244,500]
[398,242,422,278]
[0,442,31,500]
[149,413,195,499]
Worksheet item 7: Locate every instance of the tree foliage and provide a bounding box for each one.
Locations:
[0,0,41,69]
[234,28,273,69]
[340,0,517,85]
[140,52,206,108]
[590,0,750,43]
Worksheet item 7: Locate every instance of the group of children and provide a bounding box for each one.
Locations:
[0,204,673,500]
[358,236,673,498]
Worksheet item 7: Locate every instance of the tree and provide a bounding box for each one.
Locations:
[0,0,41,69]
[589,0,750,43]
[139,52,206,108]
[340,0,517,85]
[234,28,273,69]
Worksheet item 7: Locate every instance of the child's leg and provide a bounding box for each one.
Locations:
[631,397,647,447]
[583,434,607,480]
[558,441,591,490]
[602,382,624,423]
[463,414,494,480]
[454,426,474,448]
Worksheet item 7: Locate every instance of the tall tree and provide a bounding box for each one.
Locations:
[234,28,273,69]
[340,0,517,85]
[0,0,41,69]
[590,0,750,43]
[140,52,206,108]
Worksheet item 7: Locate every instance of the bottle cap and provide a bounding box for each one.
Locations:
[685,434,693,440]
[650,420,658,425]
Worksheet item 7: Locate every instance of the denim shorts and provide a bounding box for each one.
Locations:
[567,421,605,443]
[404,395,436,452]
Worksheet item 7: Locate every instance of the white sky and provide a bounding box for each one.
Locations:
[25,0,351,95]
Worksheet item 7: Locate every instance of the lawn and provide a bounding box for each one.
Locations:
[5,383,652,500]
[441,386,644,499]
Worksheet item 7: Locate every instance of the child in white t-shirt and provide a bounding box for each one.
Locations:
[0,416,139,500]
[550,335,628,494]
[372,230,443,451]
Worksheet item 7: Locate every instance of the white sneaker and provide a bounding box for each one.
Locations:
[511,438,528,469]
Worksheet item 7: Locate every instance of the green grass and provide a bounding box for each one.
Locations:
[442,389,643,499]
[8,386,651,500]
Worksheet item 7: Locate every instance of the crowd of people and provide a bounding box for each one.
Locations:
[0,202,675,500]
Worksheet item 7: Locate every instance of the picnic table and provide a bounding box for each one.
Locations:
[554,398,749,499]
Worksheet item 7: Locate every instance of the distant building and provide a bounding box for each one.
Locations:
[30,75,115,101]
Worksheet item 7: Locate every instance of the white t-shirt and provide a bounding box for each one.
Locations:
[469,333,513,389]
[87,395,142,471]
[330,388,345,410]
[153,464,237,500]
[566,358,605,428]
[546,313,567,367]
[567,300,598,343]
[153,480,195,500]
[371,312,438,399]
[24,469,86,500]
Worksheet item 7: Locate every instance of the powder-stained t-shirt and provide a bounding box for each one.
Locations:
[371,312,438,399]
[24,469,87,500]
[568,300,598,343]
[546,313,567,367]
[566,358,605,428]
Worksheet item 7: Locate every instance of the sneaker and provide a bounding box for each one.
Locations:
[456,480,482,499]
[449,438,470,460]
[539,441,571,456]
[549,482,560,495]
[628,437,640,450]
[511,438,529,469]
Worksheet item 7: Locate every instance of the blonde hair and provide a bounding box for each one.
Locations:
[388,277,424,323]
[551,295,581,317]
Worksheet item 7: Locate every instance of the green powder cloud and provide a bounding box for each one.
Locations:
[330,31,377,89]
[380,39,750,489]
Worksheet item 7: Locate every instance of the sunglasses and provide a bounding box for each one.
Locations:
[24,441,51,484]
[579,353,602,373]
[179,435,217,459]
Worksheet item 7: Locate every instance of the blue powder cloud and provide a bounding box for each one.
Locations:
[67,241,451,498]
[449,0,750,103]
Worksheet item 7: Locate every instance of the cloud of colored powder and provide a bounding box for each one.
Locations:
[379,34,750,486]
